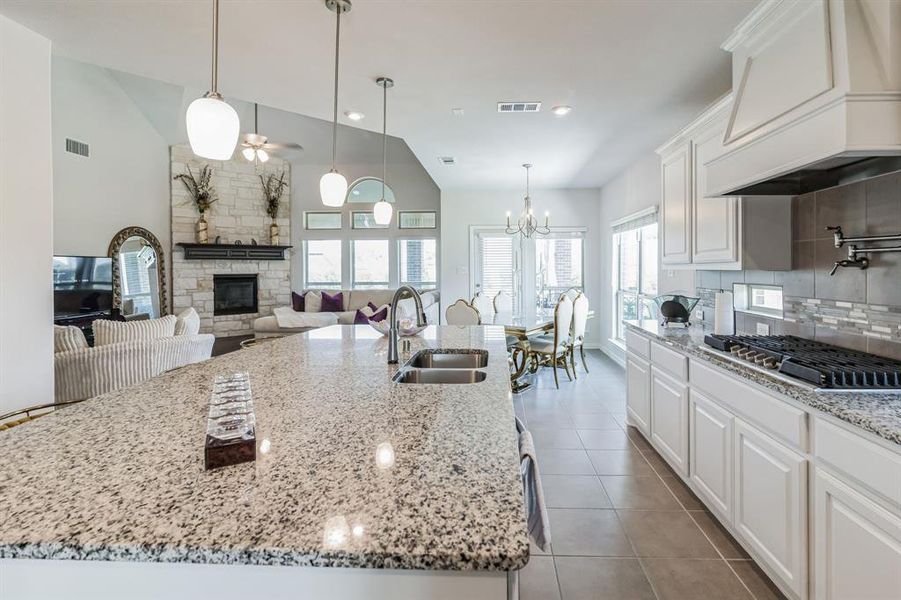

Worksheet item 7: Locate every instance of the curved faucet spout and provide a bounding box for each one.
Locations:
[388,285,427,364]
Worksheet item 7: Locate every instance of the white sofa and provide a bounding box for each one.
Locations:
[254,289,440,339]
[54,331,214,403]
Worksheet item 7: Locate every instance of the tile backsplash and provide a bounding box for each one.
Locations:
[696,170,901,360]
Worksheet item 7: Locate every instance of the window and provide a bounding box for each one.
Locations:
[476,233,515,300]
[119,247,156,316]
[399,239,437,289]
[304,240,342,288]
[535,232,584,310]
[612,212,658,341]
[399,211,437,229]
[352,211,388,229]
[304,212,342,230]
[352,240,390,289]
[734,283,783,318]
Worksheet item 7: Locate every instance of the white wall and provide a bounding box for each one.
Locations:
[52,56,170,256]
[440,188,602,346]
[598,153,695,363]
[0,16,54,413]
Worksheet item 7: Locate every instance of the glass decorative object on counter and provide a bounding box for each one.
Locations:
[204,373,257,469]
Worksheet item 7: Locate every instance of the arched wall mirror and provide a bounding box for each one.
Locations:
[346,177,396,204]
[107,226,168,319]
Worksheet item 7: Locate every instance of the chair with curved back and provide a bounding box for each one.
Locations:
[527,295,574,389]
[471,292,495,320]
[561,287,580,303]
[494,290,513,314]
[569,293,590,377]
[445,299,481,326]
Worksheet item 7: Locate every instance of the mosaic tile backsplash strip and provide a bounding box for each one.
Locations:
[695,170,901,361]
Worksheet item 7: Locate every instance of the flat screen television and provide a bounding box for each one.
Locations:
[53,256,113,321]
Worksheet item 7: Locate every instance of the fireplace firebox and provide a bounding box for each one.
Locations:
[213,274,259,316]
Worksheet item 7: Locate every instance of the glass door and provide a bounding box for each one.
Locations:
[471,228,522,316]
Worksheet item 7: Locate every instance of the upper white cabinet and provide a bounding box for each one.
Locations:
[660,142,692,265]
[707,0,901,196]
[657,96,792,270]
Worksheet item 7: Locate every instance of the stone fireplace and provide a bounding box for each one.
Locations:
[170,144,291,337]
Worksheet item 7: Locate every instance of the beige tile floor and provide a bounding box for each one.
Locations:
[516,350,787,600]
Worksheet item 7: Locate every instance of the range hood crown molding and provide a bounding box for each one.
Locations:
[706,0,901,197]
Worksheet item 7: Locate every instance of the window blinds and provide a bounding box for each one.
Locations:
[611,206,658,234]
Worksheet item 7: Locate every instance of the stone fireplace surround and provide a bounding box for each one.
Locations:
[170,145,291,337]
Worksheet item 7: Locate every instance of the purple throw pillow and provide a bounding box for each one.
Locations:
[291,291,305,312]
[321,291,344,312]
[369,306,389,322]
[367,301,380,312]
[353,309,371,325]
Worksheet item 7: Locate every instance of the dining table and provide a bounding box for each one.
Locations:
[489,310,594,393]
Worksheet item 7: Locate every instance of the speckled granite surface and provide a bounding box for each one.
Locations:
[625,320,901,446]
[0,325,529,570]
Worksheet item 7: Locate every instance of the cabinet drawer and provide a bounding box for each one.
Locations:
[624,329,650,359]
[815,417,901,508]
[690,359,807,451]
[650,341,687,380]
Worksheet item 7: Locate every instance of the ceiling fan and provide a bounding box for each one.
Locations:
[241,103,303,163]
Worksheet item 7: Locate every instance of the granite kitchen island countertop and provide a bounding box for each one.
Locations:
[624,320,901,447]
[0,325,529,571]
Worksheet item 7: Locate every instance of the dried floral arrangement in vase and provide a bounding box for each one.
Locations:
[174,165,217,243]
[260,171,288,245]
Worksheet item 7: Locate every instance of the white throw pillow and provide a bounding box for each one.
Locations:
[174,307,201,335]
[93,315,177,346]
[304,291,323,312]
[53,325,88,353]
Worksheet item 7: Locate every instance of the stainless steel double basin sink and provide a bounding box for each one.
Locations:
[393,349,488,384]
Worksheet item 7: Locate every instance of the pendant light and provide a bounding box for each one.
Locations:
[373,77,394,225]
[505,164,550,238]
[320,0,352,207]
[186,0,240,160]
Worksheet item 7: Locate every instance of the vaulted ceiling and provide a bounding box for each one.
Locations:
[0,0,756,190]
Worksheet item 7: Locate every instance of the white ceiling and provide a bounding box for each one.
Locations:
[0,0,756,190]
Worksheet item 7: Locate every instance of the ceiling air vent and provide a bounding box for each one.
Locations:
[65,138,89,157]
[439,156,456,165]
[497,102,541,113]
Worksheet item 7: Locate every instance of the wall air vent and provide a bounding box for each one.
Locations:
[497,102,541,113]
[65,138,89,157]
[439,156,456,165]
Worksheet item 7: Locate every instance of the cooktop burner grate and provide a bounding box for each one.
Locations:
[704,334,901,389]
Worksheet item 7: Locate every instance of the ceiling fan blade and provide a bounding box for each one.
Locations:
[264,142,303,151]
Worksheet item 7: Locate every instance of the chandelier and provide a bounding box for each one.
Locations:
[505,163,549,238]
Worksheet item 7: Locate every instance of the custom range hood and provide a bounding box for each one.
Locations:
[706,0,901,197]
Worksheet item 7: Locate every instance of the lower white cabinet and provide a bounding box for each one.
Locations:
[813,468,901,600]
[626,353,651,436]
[689,390,733,521]
[650,366,689,477]
[734,419,807,599]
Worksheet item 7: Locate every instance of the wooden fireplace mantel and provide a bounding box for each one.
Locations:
[176,243,292,261]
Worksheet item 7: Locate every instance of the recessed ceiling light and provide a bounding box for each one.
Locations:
[551,105,572,116]
[345,111,365,121]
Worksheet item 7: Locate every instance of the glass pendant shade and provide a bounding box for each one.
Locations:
[320,170,348,207]
[257,148,269,163]
[186,95,240,160]
[373,199,393,225]
[241,147,255,161]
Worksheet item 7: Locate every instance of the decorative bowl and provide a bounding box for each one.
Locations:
[368,319,427,337]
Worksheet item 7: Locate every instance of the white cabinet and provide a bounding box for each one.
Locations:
[692,115,738,265]
[690,390,733,521]
[656,95,791,271]
[660,141,692,265]
[650,366,689,477]
[734,419,807,599]
[813,468,901,600]
[626,354,651,436]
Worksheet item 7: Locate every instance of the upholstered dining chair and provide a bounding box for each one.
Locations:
[561,287,581,302]
[528,295,574,389]
[494,290,513,314]
[471,292,494,320]
[445,299,481,326]
[569,293,590,377]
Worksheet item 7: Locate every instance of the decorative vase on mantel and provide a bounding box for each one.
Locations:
[196,214,209,244]
[269,221,279,246]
